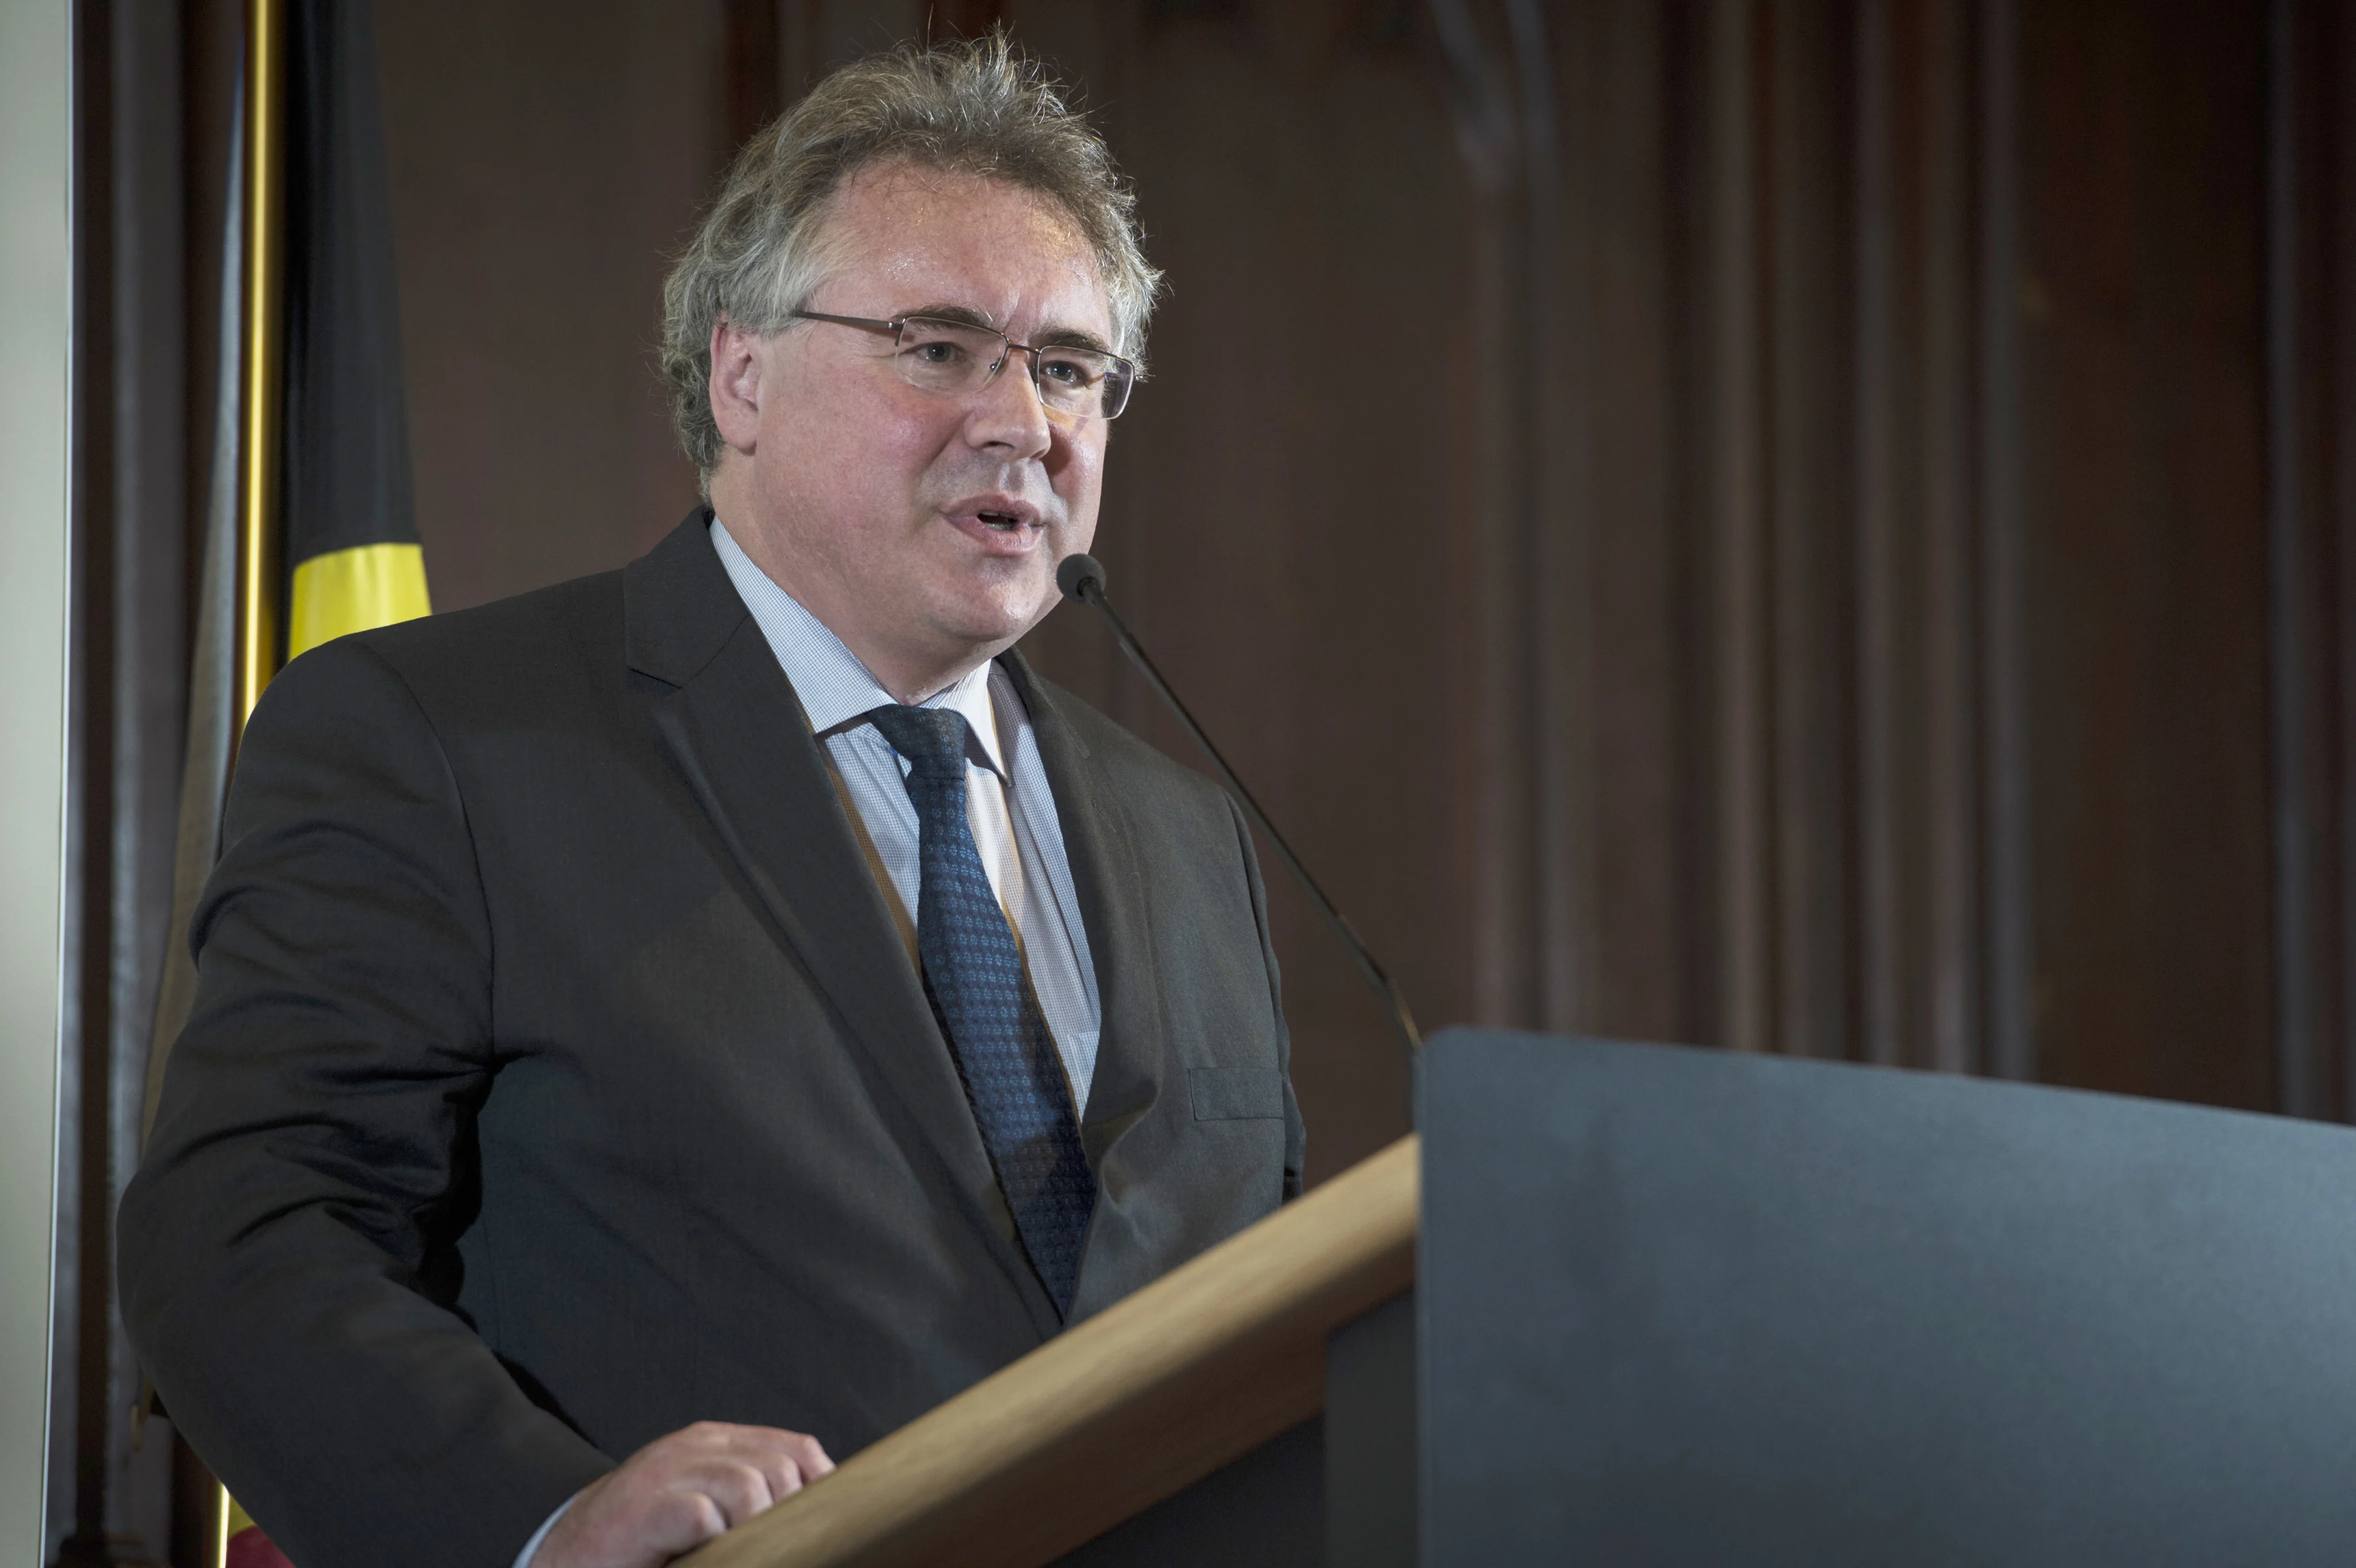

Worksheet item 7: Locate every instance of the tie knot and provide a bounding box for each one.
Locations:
[867,704,971,781]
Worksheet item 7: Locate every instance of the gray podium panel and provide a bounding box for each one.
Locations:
[1421,1029,2356,1567]
[1052,1418,1321,1567]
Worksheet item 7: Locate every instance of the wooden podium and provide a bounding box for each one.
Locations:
[683,1135,1419,1568]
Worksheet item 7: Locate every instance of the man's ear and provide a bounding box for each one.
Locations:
[708,318,765,455]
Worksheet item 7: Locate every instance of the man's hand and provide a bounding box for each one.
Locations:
[534,1421,836,1568]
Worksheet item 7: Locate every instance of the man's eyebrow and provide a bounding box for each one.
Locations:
[1035,326,1115,355]
[901,303,1115,356]
[902,302,998,331]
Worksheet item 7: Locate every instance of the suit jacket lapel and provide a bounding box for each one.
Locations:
[626,516,1060,1336]
[1001,653,1172,1314]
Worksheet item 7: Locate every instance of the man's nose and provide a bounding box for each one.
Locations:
[965,349,1055,458]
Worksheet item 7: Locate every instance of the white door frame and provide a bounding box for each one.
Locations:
[0,0,76,1556]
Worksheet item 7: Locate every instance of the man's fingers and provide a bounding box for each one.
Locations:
[683,1457,780,1527]
[791,1432,836,1481]
[699,1426,833,1502]
[644,1491,731,1553]
[758,1431,831,1491]
[537,1422,834,1568]
[734,1447,802,1510]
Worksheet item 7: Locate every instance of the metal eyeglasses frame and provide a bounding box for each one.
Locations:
[789,309,1138,421]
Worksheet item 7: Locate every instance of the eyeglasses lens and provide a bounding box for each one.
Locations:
[891,317,1133,420]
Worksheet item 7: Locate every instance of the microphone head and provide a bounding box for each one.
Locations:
[1057,553,1107,602]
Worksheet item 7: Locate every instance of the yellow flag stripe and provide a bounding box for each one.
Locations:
[288,540,431,659]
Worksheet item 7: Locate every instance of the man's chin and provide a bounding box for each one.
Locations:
[931,582,1057,648]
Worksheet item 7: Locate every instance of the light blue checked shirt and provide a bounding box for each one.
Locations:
[511,518,1106,1568]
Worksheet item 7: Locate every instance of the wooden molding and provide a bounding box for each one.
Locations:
[683,1134,1420,1568]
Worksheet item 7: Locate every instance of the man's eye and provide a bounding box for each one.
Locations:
[912,340,964,364]
[1040,357,1091,386]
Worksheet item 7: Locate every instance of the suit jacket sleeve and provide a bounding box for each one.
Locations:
[118,638,612,1568]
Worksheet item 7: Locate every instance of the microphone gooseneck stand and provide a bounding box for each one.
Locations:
[1057,553,1423,1061]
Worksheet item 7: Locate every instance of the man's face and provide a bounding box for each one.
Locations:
[717,161,1114,692]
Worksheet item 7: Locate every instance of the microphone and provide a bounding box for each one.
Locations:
[1056,553,1422,1059]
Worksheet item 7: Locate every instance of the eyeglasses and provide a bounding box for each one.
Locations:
[790,310,1138,421]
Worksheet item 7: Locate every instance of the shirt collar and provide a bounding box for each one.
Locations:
[710,515,1006,777]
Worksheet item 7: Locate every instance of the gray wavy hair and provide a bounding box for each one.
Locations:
[660,33,1161,494]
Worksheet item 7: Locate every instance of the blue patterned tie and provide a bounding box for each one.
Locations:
[865,704,1096,1318]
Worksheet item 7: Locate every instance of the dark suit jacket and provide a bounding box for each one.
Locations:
[118,514,1304,1568]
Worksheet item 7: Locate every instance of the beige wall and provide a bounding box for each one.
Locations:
[0,0,74,1555]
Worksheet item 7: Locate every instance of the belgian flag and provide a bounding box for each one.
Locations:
[239,9,428,1564]
[143,2,426,1565]
[279,0,428,662]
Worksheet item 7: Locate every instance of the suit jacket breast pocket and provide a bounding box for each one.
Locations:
[1189,1067,1285,1120]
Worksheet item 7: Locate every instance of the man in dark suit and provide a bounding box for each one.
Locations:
[119,37,1303,1568]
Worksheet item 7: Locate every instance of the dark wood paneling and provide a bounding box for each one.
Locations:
[352,0,2335,1179]
[1022,4,1468,1180]
[1707,0,1773,1056]
[2017,0,2274,1109]
[1853,0,1987,1079]
[2336,2,2356,1124]
[1915,0,1984,1078]
[64,2,121,1553]
[375,0,723,613]
[725,0,784,150]
[1855,0,1911,1069]
[1566,1,1690,1045]
[1423,0,1541,1038]
[1765,0,1860,1063]
[1977,0,2035,1084]
[2270,0,2356,1123]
